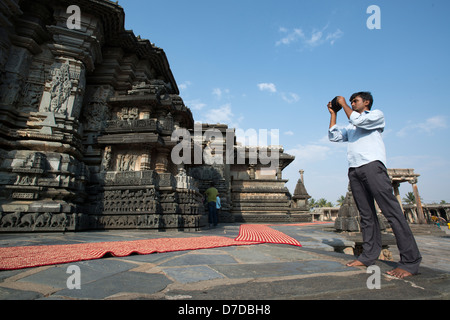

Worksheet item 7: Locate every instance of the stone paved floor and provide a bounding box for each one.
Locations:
[0,223,449,302]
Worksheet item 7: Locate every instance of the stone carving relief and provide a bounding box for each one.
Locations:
[176,166,198,191]
[102,188,160,214]
[159,112,174,131]
[128,79,171,98]
[117,107,139,121]
[17,61,46,112]
[0,212,81,231]
[40,60,85,117]
[104,170,157,187]
[12,152,47,173]
[92,213,201,230]
[48,61,73,114]
[116,153,139,172]
[83,85,113,131]
[12,152,47,197]
[100,146,112,172]
[20,82,44,111]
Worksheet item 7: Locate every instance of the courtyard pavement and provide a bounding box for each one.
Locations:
[0,222,449,304]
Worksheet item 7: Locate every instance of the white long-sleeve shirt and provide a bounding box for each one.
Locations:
[328,110,386,168]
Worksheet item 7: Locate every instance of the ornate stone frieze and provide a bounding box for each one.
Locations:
[0,211,84,231]
[105,118,161,133]
[103,170,158,187]
[101,187,160,214]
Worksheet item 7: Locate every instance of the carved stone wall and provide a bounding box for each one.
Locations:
[0,0,204,232]
[0,0,309,232]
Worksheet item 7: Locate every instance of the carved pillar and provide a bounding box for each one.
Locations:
[155,148,169,174]
[411,207,419,224]
[276,165,282,180]
[410,178,426,224]
[140,147,152,171]
[392,182,404,212]
[445,208,450,222]
[248,164,256,180]
[100,146,112,172]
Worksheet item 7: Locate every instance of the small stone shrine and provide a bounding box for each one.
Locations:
[0,0,311,232]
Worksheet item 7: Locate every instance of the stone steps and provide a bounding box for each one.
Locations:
[409,224,448,236]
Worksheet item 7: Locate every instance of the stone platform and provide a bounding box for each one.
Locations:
[1,222,449,304]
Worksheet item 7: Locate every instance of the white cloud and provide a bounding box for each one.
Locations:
[281,92,300,104]
[202,103,234,125]
[276,26,343,49]
[326,29,344,45]
[186,99,206,111]
[178,81,191,90]
[212,88,222,99]
[234,128,280,147]
[276,28,304,46]
[212,88,230,99]
[305,30,323,47]
[287,144,332,164]
[257,83,277,93]
[397,115,447,137]
[257,83,300,104]
[284,130,294,136]
[418,116,447,132]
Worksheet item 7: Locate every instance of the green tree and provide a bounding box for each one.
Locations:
[309,197,335,209]
[336,195,345,206]
[403,192,415,205]
[317,198,333,207]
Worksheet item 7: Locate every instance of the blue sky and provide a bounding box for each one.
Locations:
[119,0,450,204]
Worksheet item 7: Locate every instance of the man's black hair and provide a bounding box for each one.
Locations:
[350,92,374,110]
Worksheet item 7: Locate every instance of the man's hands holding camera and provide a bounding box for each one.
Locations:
[328,96,346,114]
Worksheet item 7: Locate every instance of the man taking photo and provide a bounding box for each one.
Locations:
[328,92,422,279]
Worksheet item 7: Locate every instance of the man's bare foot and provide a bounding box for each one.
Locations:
[346,260,366,267]
[387,268,414,279]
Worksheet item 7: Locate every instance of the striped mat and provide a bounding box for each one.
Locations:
[235,224,302,247]
[0,224,303,271]
[0,236,257,271]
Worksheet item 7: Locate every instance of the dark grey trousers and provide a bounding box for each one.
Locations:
[348,161,422,274]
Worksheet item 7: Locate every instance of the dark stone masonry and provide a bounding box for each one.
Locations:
[0,0,311,232]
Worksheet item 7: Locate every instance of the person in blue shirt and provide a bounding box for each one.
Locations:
[328,92,422,279]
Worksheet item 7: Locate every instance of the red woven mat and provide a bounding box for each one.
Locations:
[0,236,256,271]
[235,224,302,247]
[0,224,303,271]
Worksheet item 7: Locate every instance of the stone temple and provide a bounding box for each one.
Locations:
[0,0,311,232]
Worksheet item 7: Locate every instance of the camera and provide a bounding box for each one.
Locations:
[331,97,342,113]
